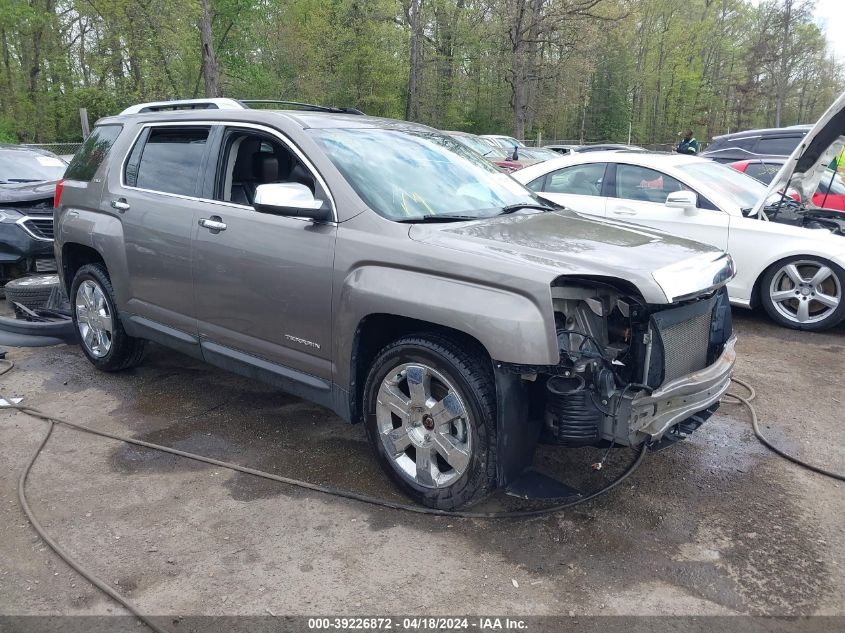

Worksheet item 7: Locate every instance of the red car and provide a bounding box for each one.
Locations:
[729,158,845,211]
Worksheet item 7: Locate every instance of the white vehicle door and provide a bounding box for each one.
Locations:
[526,162,609,218]
[605,163,730,250]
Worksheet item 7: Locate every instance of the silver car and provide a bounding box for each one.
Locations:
[54,98,736,509]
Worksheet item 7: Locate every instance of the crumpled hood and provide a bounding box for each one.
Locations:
[409,210,734,303]
[754,89,845,215]
[0,180,57,205]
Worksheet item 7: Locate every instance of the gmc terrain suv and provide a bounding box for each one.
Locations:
[55,99,736,509]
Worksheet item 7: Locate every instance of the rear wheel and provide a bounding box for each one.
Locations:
[760,257,845,331]
[362,334,497,510]
[71,263,145,371]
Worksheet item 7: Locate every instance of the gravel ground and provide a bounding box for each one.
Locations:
[0,310,843,624]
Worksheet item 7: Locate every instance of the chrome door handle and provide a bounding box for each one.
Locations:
[611,208,636,216]
[198,217,227,231]
[111,199,130,212]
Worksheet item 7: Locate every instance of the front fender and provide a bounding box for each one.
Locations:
[334,265,559,387]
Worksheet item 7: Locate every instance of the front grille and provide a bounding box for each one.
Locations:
[656,311,712,383]
[21,218,54,240]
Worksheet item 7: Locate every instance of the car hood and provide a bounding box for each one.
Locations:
[0,180,58,205]
[408,210,734,304]
[753,89,845,216]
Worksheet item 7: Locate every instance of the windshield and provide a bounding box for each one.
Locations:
[677,161,767,210]
[450,134,506,159]
[312,128,538,220]
[0,149,66,184]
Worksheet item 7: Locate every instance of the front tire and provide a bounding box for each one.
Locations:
[760,257,845,331]
[70,263,145,371]
[362,334,498,510]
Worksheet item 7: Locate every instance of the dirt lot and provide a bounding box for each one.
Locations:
[0,310,843,624]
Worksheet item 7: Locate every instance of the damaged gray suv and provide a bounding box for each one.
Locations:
[54,98,736,509]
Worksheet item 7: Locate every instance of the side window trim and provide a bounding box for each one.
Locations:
[117,120,337,222]
[123,127,150,188]
[602,163,617,198]
[198,125,224,200]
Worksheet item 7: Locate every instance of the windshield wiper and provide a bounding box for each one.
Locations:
[395,214,483,223]
[499,203,555,215]
[5,178,41,183]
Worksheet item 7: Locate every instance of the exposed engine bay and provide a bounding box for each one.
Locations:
[511,280,733,449]
[761,196,845,235]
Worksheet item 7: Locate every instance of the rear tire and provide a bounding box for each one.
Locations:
[362,333,497,510]
[760,256,845,331]
[70,263,145,371]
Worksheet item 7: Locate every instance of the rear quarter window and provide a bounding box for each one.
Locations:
[64,125,122,181]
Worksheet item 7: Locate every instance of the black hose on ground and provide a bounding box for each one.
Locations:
[4,353,842,633]
[722,376,845,482]
[0,356,647,632]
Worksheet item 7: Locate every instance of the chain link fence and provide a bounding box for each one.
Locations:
[519,138,680,152]
[22,142,83,160]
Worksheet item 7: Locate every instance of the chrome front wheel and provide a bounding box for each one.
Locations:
[75,279,113,358]
[375,362,472,489]
[363,334,497,510]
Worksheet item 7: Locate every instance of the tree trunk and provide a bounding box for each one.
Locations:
[200,0,220,97]
[405,0,422,121]
[774,0,792,127]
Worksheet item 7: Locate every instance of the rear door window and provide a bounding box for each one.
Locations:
[127,127,210,196]
[753,136,801,156]
[544,163,607,196]
[65,125,122,181]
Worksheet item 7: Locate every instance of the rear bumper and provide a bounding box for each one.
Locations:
[628,336,736,441]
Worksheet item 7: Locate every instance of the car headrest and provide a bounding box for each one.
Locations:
[253,152,279,182]
[233,138,262,180]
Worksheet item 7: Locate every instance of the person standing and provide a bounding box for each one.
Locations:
[676,129,700,155]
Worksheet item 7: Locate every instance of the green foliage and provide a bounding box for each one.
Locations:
[0,0,841,145]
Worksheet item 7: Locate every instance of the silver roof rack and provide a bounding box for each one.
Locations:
[120,98,247,115]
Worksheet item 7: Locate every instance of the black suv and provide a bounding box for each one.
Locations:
[701,125,811,163]
[0,145,67,284]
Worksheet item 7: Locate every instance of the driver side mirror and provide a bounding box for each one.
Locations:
[665,190,698,215]
[253,183,331,222]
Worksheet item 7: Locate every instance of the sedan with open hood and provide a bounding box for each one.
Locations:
[512,91,845,331]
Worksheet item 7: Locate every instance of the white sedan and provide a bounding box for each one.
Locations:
[512,151,845,330]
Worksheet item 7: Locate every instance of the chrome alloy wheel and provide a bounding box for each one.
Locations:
[375,363,472,489]
[769,260,841,325]
[75,279,113,358]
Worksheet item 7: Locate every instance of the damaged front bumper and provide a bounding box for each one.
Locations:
[627,335,736,442]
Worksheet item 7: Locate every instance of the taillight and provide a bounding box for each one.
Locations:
[54,179,64,208]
